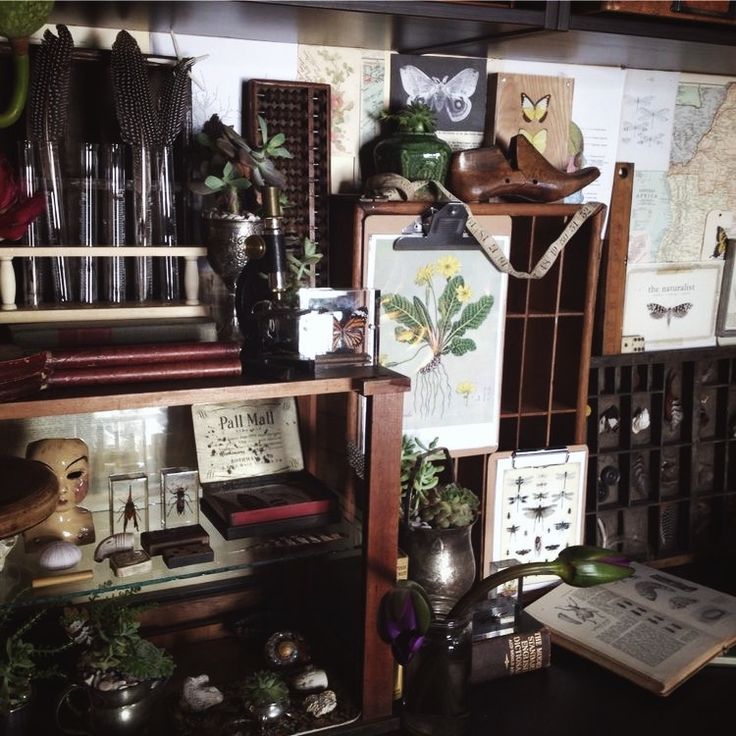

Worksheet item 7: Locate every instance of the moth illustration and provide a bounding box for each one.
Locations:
[518,127,547,153]
[332,307,367,352]
[646,302,692,326]
[399,65,479,123]
[521,93,550,123]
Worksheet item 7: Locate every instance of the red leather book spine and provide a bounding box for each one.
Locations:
[47,342,241,369]
[46,357,242,386]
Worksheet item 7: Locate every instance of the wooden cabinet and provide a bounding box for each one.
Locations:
[586,347,736,568]
[0,367,409,724]
[329,197,605,452]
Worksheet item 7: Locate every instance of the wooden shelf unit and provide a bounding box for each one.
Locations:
[0,367,409,724]
[586,347,736,567]
[330,197,605,453]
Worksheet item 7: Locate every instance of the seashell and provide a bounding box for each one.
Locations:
[265,630,310,667]
[631,407,650,434]
[181,674,224,712]
[291,666,328,692]
[598,405,619,434]
[94,532,134,562]
[39,541,82,570]
[631,454,648,500]
[304,689,337,718]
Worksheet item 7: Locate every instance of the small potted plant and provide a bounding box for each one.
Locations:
[57,585,175,735]
[373,101,452,184]
[190,114,293,340]
[0,597,71,735]
[241,669,290,728]
[399,436,480,616]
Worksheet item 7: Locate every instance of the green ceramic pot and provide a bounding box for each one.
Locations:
[373,132,452,184]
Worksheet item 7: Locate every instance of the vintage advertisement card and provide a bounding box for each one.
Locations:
[191,398,303,483]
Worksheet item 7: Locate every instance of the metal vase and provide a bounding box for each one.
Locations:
[204,216,264,341]
[402,523,476,617]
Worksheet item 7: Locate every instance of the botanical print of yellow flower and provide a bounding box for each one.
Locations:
[437,255,460,278]
[415,264,435,286]
[382,257,493,418]
[456,284,472,303]
[456,381,475,405]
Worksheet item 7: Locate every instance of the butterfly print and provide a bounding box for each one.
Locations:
[713,225,728,259]
[399,65,479,122]
[518,127,547,153]
[521,93,551,123]
[332,307,367,352]
[646,302,692,326]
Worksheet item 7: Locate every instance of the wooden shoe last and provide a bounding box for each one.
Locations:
[448,134,600,203]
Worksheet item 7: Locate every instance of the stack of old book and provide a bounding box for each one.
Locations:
[43,342,242,387]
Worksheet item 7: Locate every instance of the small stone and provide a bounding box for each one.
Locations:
[291,666,328,692]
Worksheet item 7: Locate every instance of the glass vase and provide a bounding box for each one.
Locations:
[17,140,47,306]
[402,615,472,736]
[101,143,127,303]
[79,142,99,304]
[153,145,179,301]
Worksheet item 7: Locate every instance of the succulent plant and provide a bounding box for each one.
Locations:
[241,670,289,708]
[380,101,438,134]
[400,435,479,529]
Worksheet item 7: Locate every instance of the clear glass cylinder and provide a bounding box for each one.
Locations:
[131,144,153,302]
[17,140,47,306]
[79,142,99,304]
[101,143,127,303]
[37,139,73,303]
[153,145,179,301]
[402,616,472,736]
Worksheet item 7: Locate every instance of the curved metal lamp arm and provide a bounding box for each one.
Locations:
[0,37,30,129]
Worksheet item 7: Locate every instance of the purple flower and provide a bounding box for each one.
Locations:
[378,581,431,665]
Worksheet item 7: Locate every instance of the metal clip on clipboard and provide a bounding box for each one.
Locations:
[393,202,479,250]
[510,447,571,469]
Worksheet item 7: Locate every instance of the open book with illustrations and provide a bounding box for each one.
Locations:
[525,562,736,695]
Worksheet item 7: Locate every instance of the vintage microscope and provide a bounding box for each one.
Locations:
[235,186,300,365]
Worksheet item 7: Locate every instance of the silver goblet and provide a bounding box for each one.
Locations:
[205,216,264,341]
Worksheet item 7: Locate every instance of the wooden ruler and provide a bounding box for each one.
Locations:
[599,162,635,355]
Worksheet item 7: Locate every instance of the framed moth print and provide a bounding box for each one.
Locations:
[483,446,587,590]
[362,212,511,453]
[622,261,723,350]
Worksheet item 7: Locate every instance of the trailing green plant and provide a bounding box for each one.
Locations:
[62,583,175,686]
[191,113,292,217]
[241,669,289,708]
[400,435,479,529]
[380,101,438,134]
[0,595,71,715]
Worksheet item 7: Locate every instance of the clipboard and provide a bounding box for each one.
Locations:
[482,445,588,590]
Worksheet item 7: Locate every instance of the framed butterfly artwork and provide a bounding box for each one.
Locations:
[622,261,724,350]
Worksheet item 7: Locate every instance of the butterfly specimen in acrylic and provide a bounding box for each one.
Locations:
[646,302,692,326]
[520,93,551,123]
[399,65,479,122]
[518,127,547,153]
[332,307,367,352]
